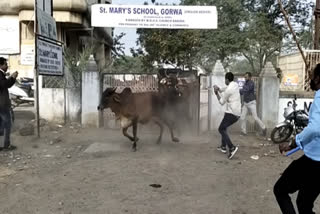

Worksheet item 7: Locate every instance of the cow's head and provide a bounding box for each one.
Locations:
[159,71,182,97]
[97,87,120,111]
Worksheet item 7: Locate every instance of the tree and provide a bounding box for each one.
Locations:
[133,0,247,73]
[132,0,313,74]
[240,0,313,73]
[107,32,148,73]
[189,0,248,70]
[109,56,148,73]
[134,29,202,70]
[111,32,126,60]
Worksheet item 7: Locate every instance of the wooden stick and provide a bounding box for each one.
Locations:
[277,0,309,70]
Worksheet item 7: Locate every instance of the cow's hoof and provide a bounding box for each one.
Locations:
[131,147,137,152]
[156,138,162,144]
[172,137,180,142]
[131,137,139,142]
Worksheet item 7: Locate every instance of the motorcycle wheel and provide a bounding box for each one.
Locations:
[271,125,293,144]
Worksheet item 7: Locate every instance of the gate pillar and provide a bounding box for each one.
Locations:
[81,55,102,127]
[209,60,226,130]
[258,62,280,133]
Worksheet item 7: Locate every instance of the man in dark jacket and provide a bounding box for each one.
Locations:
[0,57,18,151]
[240,72,267,136]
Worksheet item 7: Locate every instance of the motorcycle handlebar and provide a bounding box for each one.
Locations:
[293,94,297,110]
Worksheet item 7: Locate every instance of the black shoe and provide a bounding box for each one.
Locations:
[3,145,17,151]
[262,128,267,137]
[228,146,238,159]
[217,146,227,154]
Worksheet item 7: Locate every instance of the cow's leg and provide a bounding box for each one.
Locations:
[153,119,164,144]
[122,126,134,141]
[132,119,138,152]
[122,127,139,142]
[164,120,180,143]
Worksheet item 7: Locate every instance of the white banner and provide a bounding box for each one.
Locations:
[92,4,217,29]
[0,16,20,54]
[21,45,35,65]
[38,8,57,40]
[37,38,63,76]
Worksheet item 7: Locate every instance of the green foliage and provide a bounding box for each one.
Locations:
[63,45,94,87]
[134,29,202,69]
[64,45,94,74]
[112,32,126,60]
[240,0,313,73]
[109,32,152,73]
[127,0,314,74]
[132,0,248,73]
[109,56,151,73]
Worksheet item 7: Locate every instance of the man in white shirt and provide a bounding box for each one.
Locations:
[213,72,241,159]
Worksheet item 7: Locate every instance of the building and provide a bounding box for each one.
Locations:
[277,50,320,92]
[0,0,113,77]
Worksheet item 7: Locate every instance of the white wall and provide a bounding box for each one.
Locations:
[66,89,81,121]
[39,77,81,123]
[39,88,65,123]
[278,97,313,123]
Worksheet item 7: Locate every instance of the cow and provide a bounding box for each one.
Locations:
[158,71,195,124]
[97,87,179,151]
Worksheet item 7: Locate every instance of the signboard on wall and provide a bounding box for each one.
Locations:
[237,77,245,90]
[37,8,57,40]
[92,4,217,29]
[283,74,299,86]
[0,16,20,54]
[37,38,63,76]
[37,0,52,15]
[21,45,35,65]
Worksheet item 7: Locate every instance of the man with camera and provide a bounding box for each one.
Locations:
[0,57,18,151]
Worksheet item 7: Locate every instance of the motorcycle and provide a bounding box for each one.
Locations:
[271,95,309,144]
[8,77,34,108]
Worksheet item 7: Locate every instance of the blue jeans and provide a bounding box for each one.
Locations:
[0,108,12,148]
[218,113,239,149]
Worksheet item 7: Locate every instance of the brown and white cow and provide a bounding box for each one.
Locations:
[97,87,179,151]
